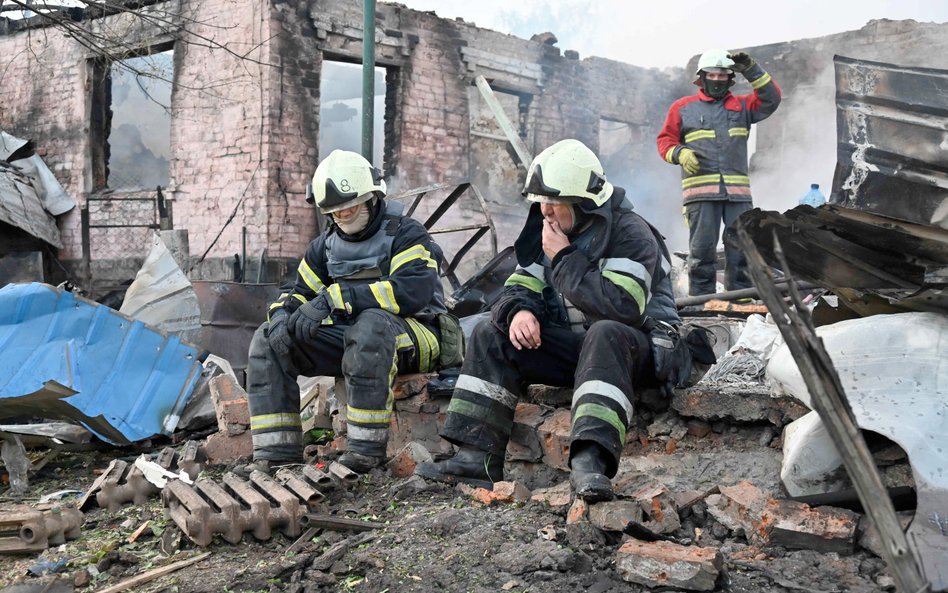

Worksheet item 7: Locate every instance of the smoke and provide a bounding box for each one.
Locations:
[746,64,838,214]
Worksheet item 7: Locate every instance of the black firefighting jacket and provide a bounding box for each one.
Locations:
[491,187,679,333]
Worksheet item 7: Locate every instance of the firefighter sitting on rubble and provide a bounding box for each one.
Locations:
[242,149,459,475]
[416,139,698,501]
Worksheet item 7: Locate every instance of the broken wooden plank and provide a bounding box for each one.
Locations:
[735,222,929,593]
[473,75,533,169]
[95,552,211,593]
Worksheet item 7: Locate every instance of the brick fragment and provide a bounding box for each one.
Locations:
[705,481,769,537]
[616,540,723,591]
[530,481,572,508]
[537,408,571,470]
[629,482,681,535]
[760,499,857,554]
[567,498,588,525]
[392,373,432,400]
[588,500,643,532]
[204,430,252,464]
[209,375,250,436]
[386,441,433,478]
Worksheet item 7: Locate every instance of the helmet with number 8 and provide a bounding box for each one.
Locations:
[308,149,386,214]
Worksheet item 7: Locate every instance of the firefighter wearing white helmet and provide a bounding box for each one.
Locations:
[416,139,711,503]
[243,149,461,476]
[657,48,781,295]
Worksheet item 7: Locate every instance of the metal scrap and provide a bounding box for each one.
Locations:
[0,505,83,554]
[79,444,203,511]
[163,470,308,546]
[0,283,204,444]
[832,56,948,228]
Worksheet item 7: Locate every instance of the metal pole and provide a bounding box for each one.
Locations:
[361,0,376,162]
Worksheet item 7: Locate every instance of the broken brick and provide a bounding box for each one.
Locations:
[629,482,681,535]
[392,374,432,400]
[209,375,250,436]
[588,500,643,532]
[386,442,433,478]
[387,410,453,458]
[538,408,571,471]
[466,481,530,505]
[530,481,572,508]
[507,403,549,462]
[686,419,712,438]
[204,430,252,464]
[492,481,531,502]
[567,498,588,525]
[704,480,769,538]
[616,540,723,591]
[760,499,857,554]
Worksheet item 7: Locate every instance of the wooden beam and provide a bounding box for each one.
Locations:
[473,75,533,169]
[96,552,212,593]
[735,223,929,593]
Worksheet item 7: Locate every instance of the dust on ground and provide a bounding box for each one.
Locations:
[0,411,892,593]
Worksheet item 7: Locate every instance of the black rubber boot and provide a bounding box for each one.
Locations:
[337,451,386,474]
[414,446,504,489]
[569,442,614,502]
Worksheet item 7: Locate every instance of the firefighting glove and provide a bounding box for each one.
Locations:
[728,51,756,74]
[267,308,293,358]
[288,293,332,341]
[678,148,700,176]
[646,318,693,399]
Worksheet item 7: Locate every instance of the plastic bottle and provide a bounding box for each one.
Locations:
[799,183,826,207]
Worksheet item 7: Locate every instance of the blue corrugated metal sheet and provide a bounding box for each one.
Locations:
[0,283,203,444]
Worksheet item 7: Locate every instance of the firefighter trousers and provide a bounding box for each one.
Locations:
[246,309,441,461]
[684,200,753,295]
[439,317,654,477]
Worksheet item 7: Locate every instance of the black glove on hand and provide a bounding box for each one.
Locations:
[288,293,333,341]
[646,319,694,399]
[267,308,293,358]
[728,51,756,74]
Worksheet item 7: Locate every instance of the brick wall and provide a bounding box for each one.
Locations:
[2,3,946,289]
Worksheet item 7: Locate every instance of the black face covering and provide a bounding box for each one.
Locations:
[701,73,732,99]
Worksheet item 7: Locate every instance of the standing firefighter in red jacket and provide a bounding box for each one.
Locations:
[657,49,781,295]
[415,139,685,502]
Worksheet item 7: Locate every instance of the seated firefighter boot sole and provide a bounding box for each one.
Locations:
[571,471,615,503]
[414,460,498,490]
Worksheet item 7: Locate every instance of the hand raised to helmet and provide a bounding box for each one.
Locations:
[728,51,756,74]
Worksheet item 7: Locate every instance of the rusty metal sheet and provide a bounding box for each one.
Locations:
[0,283,203,444]
[191,282,281,382]
[0,162,62,248]
[831,55,948,227]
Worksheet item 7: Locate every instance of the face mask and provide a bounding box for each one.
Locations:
[702,75,731,99]
[334,202,371,234]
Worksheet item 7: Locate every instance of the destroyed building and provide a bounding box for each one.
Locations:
[1,1,947,293]
[1,2,948,593]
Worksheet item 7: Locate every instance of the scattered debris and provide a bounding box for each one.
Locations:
[118,233,201,343]
[0,506,83,554]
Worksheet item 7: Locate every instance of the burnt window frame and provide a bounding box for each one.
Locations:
[89,41,175,192]
[318,52,401,175]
